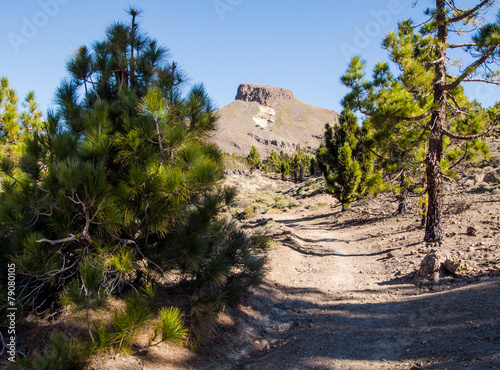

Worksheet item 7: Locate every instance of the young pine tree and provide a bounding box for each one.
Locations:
[264,149,281,174]
[316,110,365,211]
[280,161,291,181]
[290,147,310,183]
[247,145,262,172]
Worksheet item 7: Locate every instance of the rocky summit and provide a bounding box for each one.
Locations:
[211,83,339,157]
[235,83,295,107]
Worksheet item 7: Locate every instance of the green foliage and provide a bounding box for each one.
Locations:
[290,147,310,182]
[222,152,248,170]
[247,145,262,172]
[309,157,317,176]
[341,56,425,212]
[316,110,365,210]
[280,161,290,181]
[61,257,109,343]
[12,332,90,370]
[113,292,153,351]
[263,148,313,182]
[0,8,267,347]
[339,2,499,239]
[263,150,281,173]
[0,77,20,149]
[150,306,188,345]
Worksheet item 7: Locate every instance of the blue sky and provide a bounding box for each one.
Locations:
[1,0,499,115]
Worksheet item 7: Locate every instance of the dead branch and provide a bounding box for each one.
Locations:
[36,235,78,245]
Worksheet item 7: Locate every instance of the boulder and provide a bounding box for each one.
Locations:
[415,249,443,283]
[484,169,500,184]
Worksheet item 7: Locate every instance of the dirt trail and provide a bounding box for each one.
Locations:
[235,203,500,370]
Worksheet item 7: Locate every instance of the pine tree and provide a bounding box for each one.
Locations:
[247,145,262,172]
[280,161,291,181]
[341,1,500,242]
[290,146,310,182]
[309,157,317,176]
[316,110,363,211]
[264,149,281,174]
[0,9,266,327]
[341,57,426,214]
[0,77,21,154]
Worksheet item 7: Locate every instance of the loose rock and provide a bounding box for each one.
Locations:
[442,259,462,274]
[415,249,443,283]
[467,226,478,236]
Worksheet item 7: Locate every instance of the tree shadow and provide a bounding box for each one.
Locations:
[280,235,399,258]
[328,213,396,231]
[230,278,500,369]
[272,212,334,230]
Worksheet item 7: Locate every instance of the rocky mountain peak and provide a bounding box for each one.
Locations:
[235,83,295,107]
[212,83,338,157]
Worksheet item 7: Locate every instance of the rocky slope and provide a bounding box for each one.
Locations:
[210,83,339,157]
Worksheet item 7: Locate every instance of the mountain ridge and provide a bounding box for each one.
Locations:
[211,83,339,157]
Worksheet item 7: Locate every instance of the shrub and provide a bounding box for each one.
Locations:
[150,307,188,345]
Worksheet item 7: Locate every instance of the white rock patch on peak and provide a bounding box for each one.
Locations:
[253,105,276,128]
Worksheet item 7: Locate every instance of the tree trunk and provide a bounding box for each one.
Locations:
[397,196,408,214]
[425,128,444,242]
[424,0,447,244]
[396,170,408,214]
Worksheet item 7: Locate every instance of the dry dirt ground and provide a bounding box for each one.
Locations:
[190,173,498,370]
[70,170,500,369]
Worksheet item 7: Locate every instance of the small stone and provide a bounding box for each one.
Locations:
[275,323,292,332]
[253,340,270,351]
[418,250,442,274]
[467,226,478,236]
[442,259,461,274]
[387,250,402,258]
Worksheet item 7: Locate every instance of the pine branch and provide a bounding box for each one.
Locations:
[462,77,500,85]
[447,0,491,23]
[448,42,478,48]
[131,241,166,275]
[154,117,165,168]
[441,115,498,140]
[448,142,471,170]
[396,108,433,122]
[442,50,496,91]
[446,94,469,115]
[443,0,460,14]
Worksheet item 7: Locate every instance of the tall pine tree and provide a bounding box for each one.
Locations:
[0,9,266,323]
[341,1,500,242]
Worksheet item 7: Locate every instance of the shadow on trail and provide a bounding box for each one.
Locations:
[272,213,333,231]
[236,279,500,369]
[279,235,399,258]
